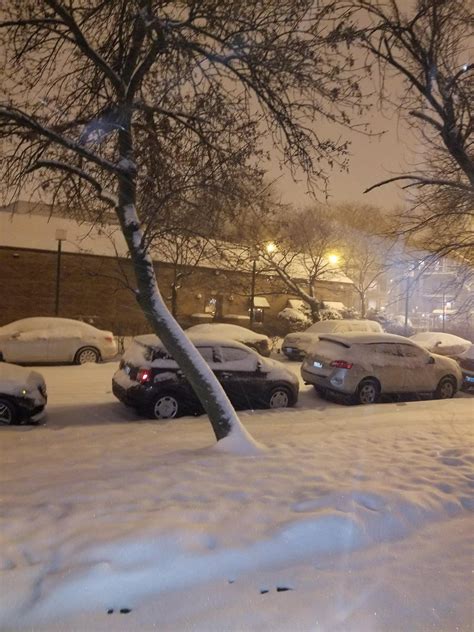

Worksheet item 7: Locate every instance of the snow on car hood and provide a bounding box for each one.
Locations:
[261,357,299,387]
[410,332,471,357]
[0,362,46,396]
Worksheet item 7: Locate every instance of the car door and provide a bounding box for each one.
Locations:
[367,343,406,393]
[216,345,263,409]
[47,326,83,362]
[396,343,436,393]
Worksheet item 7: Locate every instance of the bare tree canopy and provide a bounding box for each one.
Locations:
[353,0,473,266]
[0,0,362,448]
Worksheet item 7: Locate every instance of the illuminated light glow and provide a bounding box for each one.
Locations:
[265,241,277,255]
[328,253,339,265]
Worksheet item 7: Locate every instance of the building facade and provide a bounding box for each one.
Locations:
[0,202,356,335]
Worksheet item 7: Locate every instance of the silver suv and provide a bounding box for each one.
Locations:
[301,332,462,404]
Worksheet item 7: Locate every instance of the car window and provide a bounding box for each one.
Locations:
[220,347,250,362]
[397,344,426,359]
[196,346,218,363]
[373,344,401,356]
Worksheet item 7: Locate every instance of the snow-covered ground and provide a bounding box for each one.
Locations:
[1,360,473,631]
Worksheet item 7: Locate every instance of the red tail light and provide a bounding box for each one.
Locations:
[137,368,152,384]
[330,360,353,369]
[104,335,114,342]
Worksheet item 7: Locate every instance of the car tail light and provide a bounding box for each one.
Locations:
[330,360,353,369]
[104,335,114,342]
[137,368,152,384]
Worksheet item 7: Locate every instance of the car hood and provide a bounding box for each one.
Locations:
[261,357,299,387]
[0,362,45,396]
[431,352,463,376]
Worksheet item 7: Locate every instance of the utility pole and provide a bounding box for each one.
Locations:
[249,257,257,328]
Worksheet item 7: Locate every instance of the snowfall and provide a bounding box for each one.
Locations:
[0,358,473,631]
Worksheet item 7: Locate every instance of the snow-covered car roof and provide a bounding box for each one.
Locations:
[185,323,269,343]
[306,319,383,334]
[317,332,418,347]
[0,317,101,334]
[132,333,259,352]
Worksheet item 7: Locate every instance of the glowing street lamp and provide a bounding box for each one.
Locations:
[265,241,277,255]
[328,253,339,265]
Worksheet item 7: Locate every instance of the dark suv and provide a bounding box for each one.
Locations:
[112,334,298,419]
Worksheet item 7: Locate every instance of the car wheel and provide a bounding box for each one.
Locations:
[74,347,100,365]
[355,379,380,405]
[434,376,457,399]
[0,398,18,425]
[268,386,292,409]
[150,393,181,420]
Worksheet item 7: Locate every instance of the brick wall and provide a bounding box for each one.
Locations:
[0,246,355,335]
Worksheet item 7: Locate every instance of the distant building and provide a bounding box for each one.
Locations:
[0,202,356,334]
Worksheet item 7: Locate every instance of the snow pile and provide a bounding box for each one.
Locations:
[0,363,472,630]
[410,332,471,357]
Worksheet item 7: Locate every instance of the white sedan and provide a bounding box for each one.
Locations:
[0,317,117,365]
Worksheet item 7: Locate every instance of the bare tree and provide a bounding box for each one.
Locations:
[255,205,344,322]
[334,203,396,317]
[0,0,362,448]
[354,0,474,266]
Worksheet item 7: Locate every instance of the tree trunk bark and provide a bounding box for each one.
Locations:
[115,121,259,453]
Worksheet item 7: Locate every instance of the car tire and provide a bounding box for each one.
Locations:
[0,398,18,425]
[268,385,293,409]
[74,347,101,365]
[354,378,380,405]
[434,376,457,399]
[149,393,181,420]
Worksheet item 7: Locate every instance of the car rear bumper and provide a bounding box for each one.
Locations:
[301,365,356,394]
[112,380,154,408]
[461,370,474,390]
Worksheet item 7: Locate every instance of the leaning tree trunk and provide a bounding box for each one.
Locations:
[116,125,258,453]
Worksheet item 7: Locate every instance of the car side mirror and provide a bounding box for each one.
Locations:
[427,355,435,364]
[256,360,263,373]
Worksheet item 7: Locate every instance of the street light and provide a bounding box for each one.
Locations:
[54,228,67,316]
[328,253,339,265]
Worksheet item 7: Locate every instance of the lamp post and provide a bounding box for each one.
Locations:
[249,248,258,327]
[54,228,67,316]
[249,242,276,327]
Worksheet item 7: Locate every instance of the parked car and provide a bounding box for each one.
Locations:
[0,317,117,365]
[0,362,47,424]
[409,332,471,357]
[282,319,384,360]
[113,334,298,419]
[186,323,272,356]
[457,344,474,391]
[301,332,462,404]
